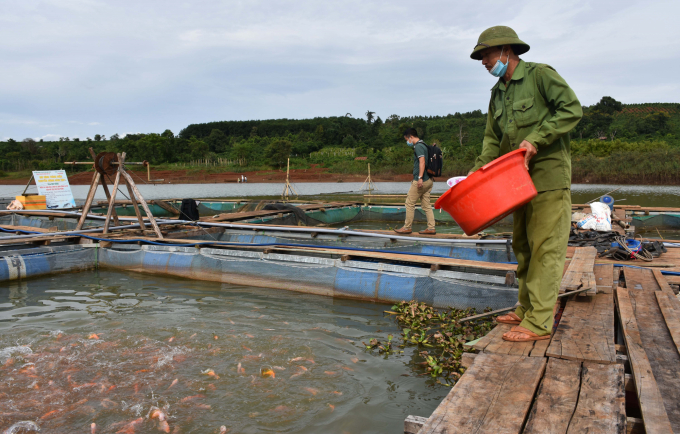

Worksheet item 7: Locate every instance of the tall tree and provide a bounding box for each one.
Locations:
[365,110,375,124]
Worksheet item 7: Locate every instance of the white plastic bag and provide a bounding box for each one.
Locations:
[576,202,611,231]
[446,176,467,188]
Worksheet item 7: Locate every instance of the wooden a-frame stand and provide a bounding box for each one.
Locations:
[75,148,163,239]
[281,158,298,201]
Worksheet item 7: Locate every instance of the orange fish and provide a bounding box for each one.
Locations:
[91,422,96,434]
[88,334,99,340]
[342,366,354,371]
[168,379,178,390]
[351,357,359,363]
[135,369,149,374]
[242,345,252,352]
[190,333,197,339]
[41,409,60,420]
[328,404,335,412]
[331,391,343,395]
[167,337,174,343]
[195,403,211,409]
[101,398,117,409]
[219,427,229,433]
[272,366,286,371]
[202,369,220,379]
[303,387,318,395]
[244,333,254,338]
[180,394,205,403]
[290,366,307,379]
[237,363,245,375]
[324,371,336,375]
[214,335,219,340]
[229,319,235,325]
[261,369,275,378]
[114,417,143,434]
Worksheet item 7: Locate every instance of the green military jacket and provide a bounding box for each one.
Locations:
[471,60,582,192]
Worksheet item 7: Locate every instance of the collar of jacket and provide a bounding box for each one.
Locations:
[491,59,526,91]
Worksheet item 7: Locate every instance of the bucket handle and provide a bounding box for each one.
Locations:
[481,149,527,171]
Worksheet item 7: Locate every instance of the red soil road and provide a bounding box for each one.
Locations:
[0,166,413,185]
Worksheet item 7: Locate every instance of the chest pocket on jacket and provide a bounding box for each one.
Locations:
[513,97,538,127]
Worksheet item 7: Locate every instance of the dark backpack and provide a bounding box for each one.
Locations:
[415,141,443,178]
[179,199,200,221]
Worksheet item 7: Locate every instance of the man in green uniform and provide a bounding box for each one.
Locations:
[468,26,582,342]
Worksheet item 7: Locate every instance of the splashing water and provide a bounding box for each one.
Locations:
[0,270,447,433]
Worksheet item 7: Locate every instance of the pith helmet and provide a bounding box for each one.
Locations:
[470,26,530,60]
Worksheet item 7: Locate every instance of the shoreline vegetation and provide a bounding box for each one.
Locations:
[1,97,679,186]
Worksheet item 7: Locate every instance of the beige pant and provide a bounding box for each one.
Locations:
[404,179,435,230]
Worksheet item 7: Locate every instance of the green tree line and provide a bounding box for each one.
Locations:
[1,97,679,183]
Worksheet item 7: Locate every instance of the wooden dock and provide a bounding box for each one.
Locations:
[406,248,680,434]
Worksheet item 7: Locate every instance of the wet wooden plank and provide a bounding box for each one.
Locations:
[616,287,674,434]
[594,263,614,294]
[546,293,616,364]
[566,362,626,434]
[523,358,581,434]
[623,267,660,291]
[655,291,680,356]
[418,354,546,434]
[560,247,597,293]
[473,323,546,357]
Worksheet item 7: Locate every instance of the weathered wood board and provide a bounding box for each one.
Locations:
[623,267,661,291]
[472,324,549,358]
[546,293,616,364]
[560,247,597,294]
[594,263,614,294]
[616,287,675,433]
[566,362,626,434]
[418,353,546,434]
[523,358,581,434]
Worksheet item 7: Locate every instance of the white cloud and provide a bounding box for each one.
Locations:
[0,0,677,140]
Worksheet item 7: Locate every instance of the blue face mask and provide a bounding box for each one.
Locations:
[489,47,509,78]
[406,140,414,147]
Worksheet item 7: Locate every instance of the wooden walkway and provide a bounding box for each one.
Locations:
[406,247,680,434]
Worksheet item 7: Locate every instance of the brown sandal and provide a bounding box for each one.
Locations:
[502,326,550,342]
[496,312,522,325]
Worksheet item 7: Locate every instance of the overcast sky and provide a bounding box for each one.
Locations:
[1,0,678,141]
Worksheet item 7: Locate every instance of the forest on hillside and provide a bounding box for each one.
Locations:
[1,97,679,184]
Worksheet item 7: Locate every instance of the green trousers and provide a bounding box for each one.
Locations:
[512,188,571,336]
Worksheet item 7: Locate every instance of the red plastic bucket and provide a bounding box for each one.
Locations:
[434,149,537,235]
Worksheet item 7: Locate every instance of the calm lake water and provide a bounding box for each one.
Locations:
[0,270,446,434]
[2,183,680,207]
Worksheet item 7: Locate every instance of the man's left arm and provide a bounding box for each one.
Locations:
[418,157,425,188]
[524,66,583,148]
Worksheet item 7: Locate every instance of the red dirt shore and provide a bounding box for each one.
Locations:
[0,167,413,185]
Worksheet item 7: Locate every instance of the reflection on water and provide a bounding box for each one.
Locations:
[0,271,446,434]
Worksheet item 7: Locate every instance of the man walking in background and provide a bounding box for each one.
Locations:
[394,128,436,235]
[468,26,582,342]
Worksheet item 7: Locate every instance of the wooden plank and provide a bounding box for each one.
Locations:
[560,247,597,293]
[594,263,614,294]
[523,358,581,434]
[580,271,597,296]
[653,269,678,299]
[418,354,546,434]
[529,338,550,357]
[404,415,428,434]
[472,324,507,352]
[655,291,680,356]
[616,287,674,434]
[473,323,545,357]
[623,267,661,291]
[546,293,616,364]
[566,362,626,434]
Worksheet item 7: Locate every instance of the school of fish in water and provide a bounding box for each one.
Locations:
[0,324,358,433]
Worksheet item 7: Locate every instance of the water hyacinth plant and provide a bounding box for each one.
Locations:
[365,301,496,385]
